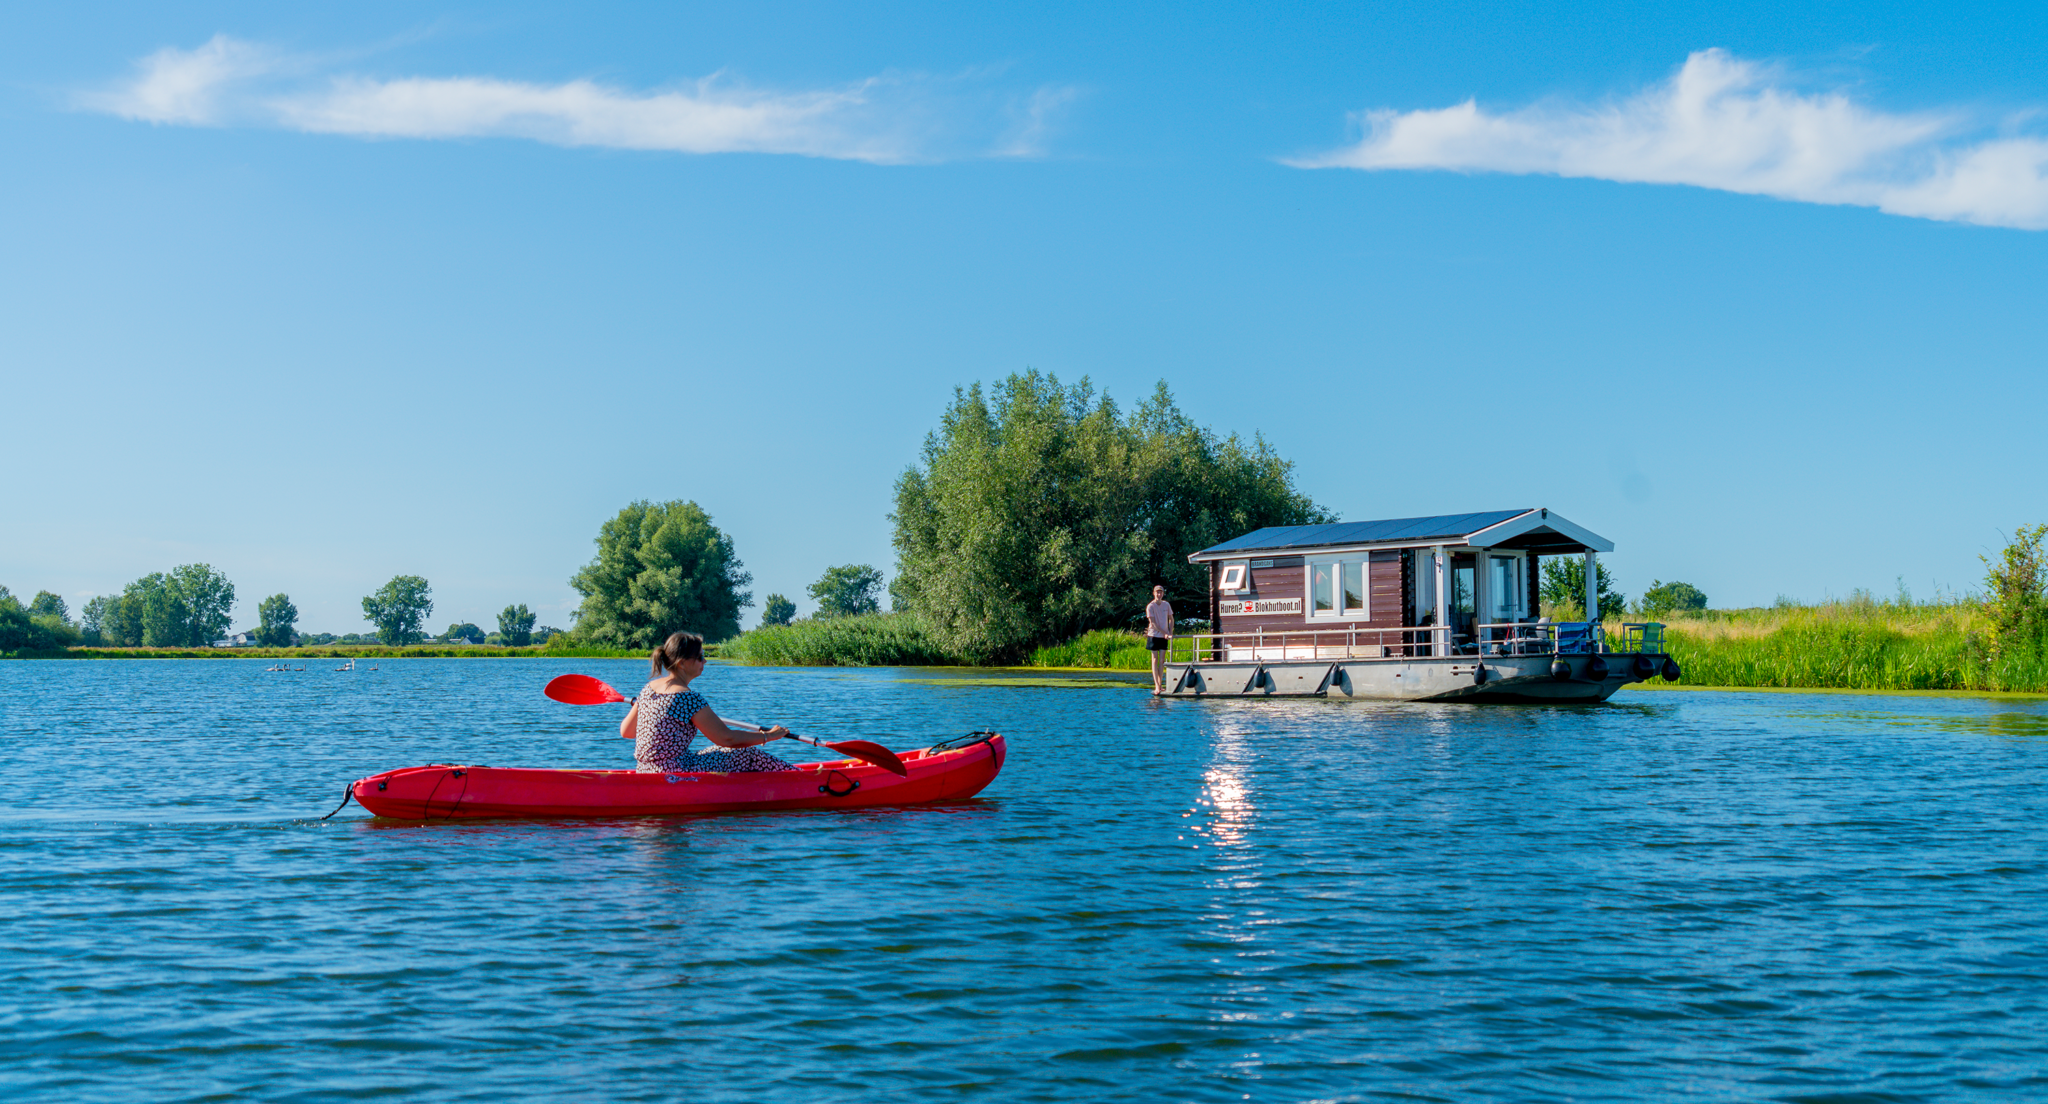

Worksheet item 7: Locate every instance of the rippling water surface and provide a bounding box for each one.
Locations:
[3,659,2046,1102]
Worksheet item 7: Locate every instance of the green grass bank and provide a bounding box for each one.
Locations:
[719,600,2048,695]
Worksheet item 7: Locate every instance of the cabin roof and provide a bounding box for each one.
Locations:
[1188,508,1613,561]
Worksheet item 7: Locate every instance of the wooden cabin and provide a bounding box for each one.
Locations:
[1166,508,1672,701]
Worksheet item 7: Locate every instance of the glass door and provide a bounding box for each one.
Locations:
[1488,553,1526,621]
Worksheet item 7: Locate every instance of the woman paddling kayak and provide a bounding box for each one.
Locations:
[623,631,797,773]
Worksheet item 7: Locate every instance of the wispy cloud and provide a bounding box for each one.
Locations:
[85,35,1072,164]
[83,34,280,125]
[1293,49,2048,230]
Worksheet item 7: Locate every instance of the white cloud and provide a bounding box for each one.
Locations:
[1294,49,2048,230]
[85,33,277,125]
[86,37,1070,164]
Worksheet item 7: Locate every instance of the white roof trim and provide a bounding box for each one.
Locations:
[1464,507,1613,553]
[1190,538,1484,563]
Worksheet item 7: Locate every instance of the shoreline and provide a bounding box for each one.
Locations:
[2,645,644,660]
[10,649,2046,702]
[1619,682,2048,702]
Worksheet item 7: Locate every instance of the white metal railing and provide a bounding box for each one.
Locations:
[1165,620,1647,664]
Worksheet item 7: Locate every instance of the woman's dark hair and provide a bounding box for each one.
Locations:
[651,631,705,676]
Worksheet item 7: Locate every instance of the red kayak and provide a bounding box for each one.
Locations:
[351,731,1005,820]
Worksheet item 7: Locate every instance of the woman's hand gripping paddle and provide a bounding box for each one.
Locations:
[542,673,909,776]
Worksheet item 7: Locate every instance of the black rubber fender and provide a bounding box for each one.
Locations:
[1632,654,1658,679]
[1662,656,1683,681]
[1587,654,1610,680]
[1551,659,1572,681]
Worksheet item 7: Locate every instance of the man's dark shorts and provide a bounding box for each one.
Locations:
[1146,636,1168,651]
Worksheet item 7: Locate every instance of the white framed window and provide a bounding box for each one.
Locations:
[1305,556,1369,620]
[1218,562,1248,593]
[1486,551,1527,621]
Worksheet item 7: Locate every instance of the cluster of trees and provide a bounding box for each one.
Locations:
[0,588,83,650]
[890,373,1327,663]
[562,376,1326,662]
[757,565,885,628]
[1538,559,1709,620]
[0,564,559,652]
[72,564,238,648]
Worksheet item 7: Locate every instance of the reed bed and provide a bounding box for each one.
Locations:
[1656,600,2048,693]
[1024,629,1202,669]
[721,613,965,667]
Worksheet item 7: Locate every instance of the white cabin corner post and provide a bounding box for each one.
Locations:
[1583,550,1599,626]
[1433,546,1450,655]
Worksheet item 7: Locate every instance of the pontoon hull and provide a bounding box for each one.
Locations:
[1162,654,1653,702]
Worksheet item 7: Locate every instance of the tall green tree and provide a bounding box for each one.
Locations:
[808,565,884,619]
[0,588,28,651]
[256,593,299,647]
[569,500,753,646]
[498,603,537,646]
[98,588,143,647]
[891,373,1328,663]
[79,594,112,645]
[30,591,68,622]
[1539,558,1627,621]
[760,593,797,627]
[363,575,434,646]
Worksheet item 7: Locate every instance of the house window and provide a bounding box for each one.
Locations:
[1307,558,1369,619]
[1342,562,1365,614]
[1218,563,1248,593]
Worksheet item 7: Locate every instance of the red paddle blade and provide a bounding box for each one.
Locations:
[825,739,909,777]
[544,674,629,705]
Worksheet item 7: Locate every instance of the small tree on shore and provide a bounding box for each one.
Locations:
[363,575,433,646]
[808,566,884,619]
[761,594,797,627]
[498,603,536,646]
[1981,523,2048,661]
[1640,580,1708,616]
[1539,559,1627,620]
[255,593,298,647]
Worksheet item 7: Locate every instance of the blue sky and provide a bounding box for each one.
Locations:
[5,1,2046,634]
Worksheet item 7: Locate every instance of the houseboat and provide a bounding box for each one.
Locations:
[1161,508,1680,702]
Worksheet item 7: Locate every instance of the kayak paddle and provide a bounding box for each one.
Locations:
[545,673,629,704]
[542,673,909,776]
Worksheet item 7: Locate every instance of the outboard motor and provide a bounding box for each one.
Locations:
[1632,654,1658,679]
[1551,659,1572,681]
[1662,656,1682,681]
[1587,654,1610,680]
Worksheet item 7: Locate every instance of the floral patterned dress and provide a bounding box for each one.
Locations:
[634,686,797,774]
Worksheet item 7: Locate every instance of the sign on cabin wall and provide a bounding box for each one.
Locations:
[1223,597,1303,616]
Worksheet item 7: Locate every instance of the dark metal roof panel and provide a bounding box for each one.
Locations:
[1195,509,1534,556]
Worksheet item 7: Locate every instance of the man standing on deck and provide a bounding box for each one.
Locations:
[1146,585,1174,695]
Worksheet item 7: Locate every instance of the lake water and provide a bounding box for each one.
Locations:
[3,659,2046,1102]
